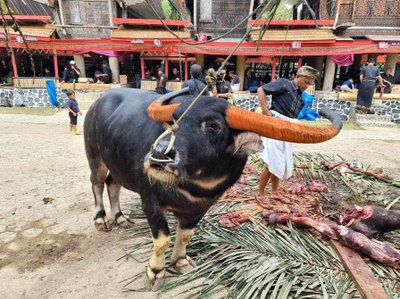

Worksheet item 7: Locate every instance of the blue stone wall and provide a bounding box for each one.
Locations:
[232,92,352,122]
[382,100,400,122]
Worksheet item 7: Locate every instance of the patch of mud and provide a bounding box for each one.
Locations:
[0,217,91,273]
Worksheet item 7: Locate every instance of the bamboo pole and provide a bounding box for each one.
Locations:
[141,56,145,80]
[53,50,59,81]
[108,0,114,27]
[193,0,197,32]
[58,0,65,25]
[184,56,188,80]
[351,0,357,22]
[333,0,342,28]
[55,24,117,29]
[271,58,276,81]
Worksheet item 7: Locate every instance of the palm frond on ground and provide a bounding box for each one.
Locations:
[123,200,399,298]
[122,152,400,298]
[291,152,400,209]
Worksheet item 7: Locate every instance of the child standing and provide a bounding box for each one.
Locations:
[66,90,82,135]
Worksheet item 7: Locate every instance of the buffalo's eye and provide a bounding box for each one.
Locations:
[202,120,223,134]
[210,123,219,130]
[206,121,222,134]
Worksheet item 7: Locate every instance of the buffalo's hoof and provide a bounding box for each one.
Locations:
[94,217,111,232]
[115,215,134,229]
[174,256,196,273]
[145,266,165,291]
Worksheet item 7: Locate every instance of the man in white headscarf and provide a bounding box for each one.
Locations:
[256,66,319,205]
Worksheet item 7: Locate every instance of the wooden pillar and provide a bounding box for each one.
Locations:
[108,0,114,26]
[385,53,398,75]
[249,0,255,15]
[271,58,276,81]
[322,56,336,91]
[109,56,120,83]
[314,56,324,89]
[236,55,246,91]
[122,4,128,18]
[297,58,303,68]
[58,0,65,25]
[11,50,18,78]
[184,56,188,80]
[194,0,198,32]
[53,51,59,81]
[73,54,86,78]
[165,58,169,78]
[195,54,205,67]
[141,56,145,79]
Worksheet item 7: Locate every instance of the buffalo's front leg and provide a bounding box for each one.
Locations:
[171,217,201,273]
[142,202,170,290]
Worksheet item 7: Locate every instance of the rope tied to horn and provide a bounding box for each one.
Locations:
[148,1,276,161]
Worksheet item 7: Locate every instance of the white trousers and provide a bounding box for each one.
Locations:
[259,110,298,180]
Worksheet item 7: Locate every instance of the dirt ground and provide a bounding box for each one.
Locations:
[0,110,399,299]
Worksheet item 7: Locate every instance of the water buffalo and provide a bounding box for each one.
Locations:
[84,88,342,288]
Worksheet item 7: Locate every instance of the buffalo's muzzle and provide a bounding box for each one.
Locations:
[149,139,178,170]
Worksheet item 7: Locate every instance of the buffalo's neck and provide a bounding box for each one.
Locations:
[177,156,247,198]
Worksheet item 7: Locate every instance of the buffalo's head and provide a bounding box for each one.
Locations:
[144,97,262,187]
[144,93,342,188]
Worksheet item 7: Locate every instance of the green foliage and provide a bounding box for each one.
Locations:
[161,0,180,20]
[123,153,400,298]
[159,219,361,298]
[292,152,400,209]
[0,107,58,115]
[124,200,400,297]
[0,0,14,13]
[262,2,292,20]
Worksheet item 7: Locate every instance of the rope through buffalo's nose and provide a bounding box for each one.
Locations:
[149,0,274,156]
[149,121,178,162]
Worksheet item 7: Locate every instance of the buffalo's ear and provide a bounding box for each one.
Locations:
[227,132,263,156]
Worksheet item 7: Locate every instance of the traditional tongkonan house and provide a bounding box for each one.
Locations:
[0,0,399,121]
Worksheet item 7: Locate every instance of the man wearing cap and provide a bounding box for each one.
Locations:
[182,64,207,96]
[256,66,319,205]
[62,60,81,83]
[212,68,232,99]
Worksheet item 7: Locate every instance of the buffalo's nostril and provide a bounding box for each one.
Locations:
[149,138,178,171]
[149,147,180,174]
[151,139,175,161]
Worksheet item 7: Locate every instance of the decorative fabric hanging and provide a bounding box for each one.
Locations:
[331,54,354,66]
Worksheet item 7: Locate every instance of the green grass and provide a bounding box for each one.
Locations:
[0,107,58,115]
[396,122,400,129]
[342,122,364,130]
[299,120,364,130]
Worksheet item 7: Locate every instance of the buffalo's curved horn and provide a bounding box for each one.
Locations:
[226,107,342,143]
[147,87,189,122]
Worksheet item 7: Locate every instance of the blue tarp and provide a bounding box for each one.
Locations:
[46,79,58,107]
[297,91,320,121]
